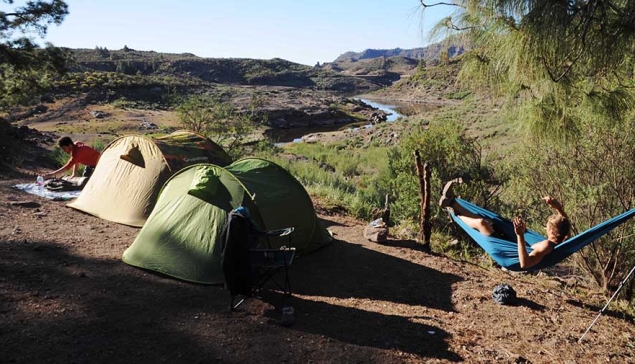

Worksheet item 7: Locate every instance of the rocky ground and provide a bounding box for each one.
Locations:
[1,166,635,363]
[1,87,634,363]
[7,87,390,138]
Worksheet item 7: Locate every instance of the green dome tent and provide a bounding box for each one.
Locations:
[122,158,332,284]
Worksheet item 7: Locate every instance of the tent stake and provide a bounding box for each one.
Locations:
[579,264,635,343]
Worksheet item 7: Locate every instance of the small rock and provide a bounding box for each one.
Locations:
[91,110,107,119]
[140,121,158,130]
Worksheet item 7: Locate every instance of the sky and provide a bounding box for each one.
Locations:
[29,0,454,66]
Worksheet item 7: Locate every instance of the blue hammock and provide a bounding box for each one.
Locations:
[449,198,635,271]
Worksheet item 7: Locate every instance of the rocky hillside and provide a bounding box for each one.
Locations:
[317,42,465,87]
[64,48,379,92]
[319,56,420,85]
[333,43,464,63]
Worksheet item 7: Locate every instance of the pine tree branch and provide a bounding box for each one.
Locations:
[420,1,463,9]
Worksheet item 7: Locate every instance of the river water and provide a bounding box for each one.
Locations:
[355,98,403,122]
[269,98,437,144]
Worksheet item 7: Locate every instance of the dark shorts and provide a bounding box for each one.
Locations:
[83,166,95,178]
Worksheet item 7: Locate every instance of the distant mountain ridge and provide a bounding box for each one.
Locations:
[334,43,463,63]
[63,47,379,92]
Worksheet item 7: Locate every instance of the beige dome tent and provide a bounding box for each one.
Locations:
[68,130,232,227]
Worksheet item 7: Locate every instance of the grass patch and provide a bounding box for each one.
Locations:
[255,141,391,221]
[445,90,472,100]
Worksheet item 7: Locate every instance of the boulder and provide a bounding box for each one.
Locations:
[90,110,107,119]
[140,121,158,130]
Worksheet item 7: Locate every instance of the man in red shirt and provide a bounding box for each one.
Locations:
[43,137,101,179]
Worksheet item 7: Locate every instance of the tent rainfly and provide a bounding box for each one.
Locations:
[68,131,232,227]
[122,158,332,284]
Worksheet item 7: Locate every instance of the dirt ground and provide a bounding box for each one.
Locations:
[1,171,634,364]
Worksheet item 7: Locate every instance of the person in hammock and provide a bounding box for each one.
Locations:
[440,179,571,269]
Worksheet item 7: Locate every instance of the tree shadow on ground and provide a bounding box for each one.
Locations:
[0,238,461,363]
[261,293,462,361]
[0,241,225,364]
[290,233,463,312]
[566,299,634,321]
[379,238,447,255]
[317,215,350,229]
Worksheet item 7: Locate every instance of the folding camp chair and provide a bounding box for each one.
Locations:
[220,208,296,315]
[248,232,295,309]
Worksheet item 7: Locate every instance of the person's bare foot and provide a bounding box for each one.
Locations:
[439,178,463,207]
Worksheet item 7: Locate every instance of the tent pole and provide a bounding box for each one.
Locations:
[579,264,635,343]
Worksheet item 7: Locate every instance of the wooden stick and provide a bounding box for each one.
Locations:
[414,150,431,249]
[423,162,431,247]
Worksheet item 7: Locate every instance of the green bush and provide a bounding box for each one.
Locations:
[386,121,501,227]
[498,120,635,294]
[446,90,472,100]
[49,146,67,168]
[90,137,113,152]
[176,94,256,157]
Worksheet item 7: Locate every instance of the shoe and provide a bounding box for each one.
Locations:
[439,178,462,207]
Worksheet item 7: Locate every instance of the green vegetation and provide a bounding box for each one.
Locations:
[55,71,200,91]
[252,109,500,230]
[387,121,500,226]
[428,0,635,141]
[257,140,392,220]
[415,0,635,300]
[405,58,461,92]
[498,120,635,293]
[176,94,260,158]
[0,0,70,109]
[58,49,378,96]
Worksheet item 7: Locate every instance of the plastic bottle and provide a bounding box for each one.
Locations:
[36,175,44,192]
[281,306,295,327]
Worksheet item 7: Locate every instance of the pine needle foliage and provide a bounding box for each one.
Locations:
[423,0,635,141]
[0,0,69,109]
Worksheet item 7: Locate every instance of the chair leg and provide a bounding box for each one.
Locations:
[282,262,292,307]
[230,295,247,311]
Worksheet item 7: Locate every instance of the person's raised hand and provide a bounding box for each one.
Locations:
[513,216,526,236]
[543,196,563,210]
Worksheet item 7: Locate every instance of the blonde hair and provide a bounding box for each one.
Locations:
[547,214,571,243]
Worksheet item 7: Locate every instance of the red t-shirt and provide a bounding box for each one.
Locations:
[62,142,100,171]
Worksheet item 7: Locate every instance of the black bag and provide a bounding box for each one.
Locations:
[492,283,517,305]
[44,176,88,192]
